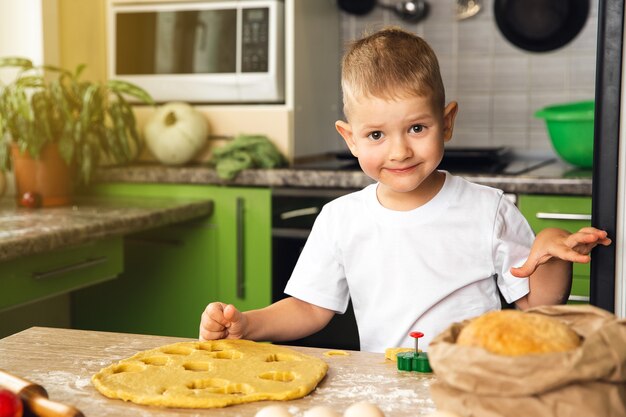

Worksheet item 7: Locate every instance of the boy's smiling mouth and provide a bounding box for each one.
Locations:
[385,164,418,174]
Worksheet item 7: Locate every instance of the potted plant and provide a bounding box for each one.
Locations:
[0,57,153,207]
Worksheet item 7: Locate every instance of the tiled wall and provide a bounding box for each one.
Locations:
[339,0,598,155]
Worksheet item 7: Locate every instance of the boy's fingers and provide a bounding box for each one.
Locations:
[511,263,538,277]
[511,228,610,280]
[200,312,229,341]
[201,309,225,331]
[511,251,553,277]
[577,227,608,237]
[205,302,231,326]
[569,230,605,244]
[569,229,612,246]
[511,258,537,277]
[510,265,529,278]
[199,324,227,341]
[223,304,243,324]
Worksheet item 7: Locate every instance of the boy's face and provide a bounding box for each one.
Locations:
[336,94,458,207]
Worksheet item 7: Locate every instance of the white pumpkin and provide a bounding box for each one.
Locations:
[144,102,209,165]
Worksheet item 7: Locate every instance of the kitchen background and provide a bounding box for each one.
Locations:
[0,0,621,350]
[339,0,599,156]
[0,0,600,163]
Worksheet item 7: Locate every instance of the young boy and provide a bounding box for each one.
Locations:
[200,28,611,352]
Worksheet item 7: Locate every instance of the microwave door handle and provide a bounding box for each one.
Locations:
[195,21,206,50]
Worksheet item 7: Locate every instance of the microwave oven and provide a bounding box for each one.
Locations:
[108,0,284,103]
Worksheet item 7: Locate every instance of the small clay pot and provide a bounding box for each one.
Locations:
[11,143,74,207]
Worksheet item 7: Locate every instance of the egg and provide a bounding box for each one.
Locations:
[255,404,293,417]
[343,401,385,417]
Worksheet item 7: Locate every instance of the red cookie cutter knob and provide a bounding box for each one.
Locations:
[409,331,424,353]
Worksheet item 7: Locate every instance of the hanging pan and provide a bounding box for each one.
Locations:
[494,0,590,52]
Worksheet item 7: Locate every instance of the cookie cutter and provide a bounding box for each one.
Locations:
[396,331,432,373]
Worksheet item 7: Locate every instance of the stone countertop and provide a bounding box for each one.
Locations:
[0,195,213,262]
[95,160,593,196]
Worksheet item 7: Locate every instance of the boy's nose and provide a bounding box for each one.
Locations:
[388,136,412,161]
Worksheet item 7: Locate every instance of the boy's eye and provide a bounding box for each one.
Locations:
[368,131,384,141]
[410,125,424,133]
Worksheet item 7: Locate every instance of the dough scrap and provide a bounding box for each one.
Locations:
[92,339,328,408]
[384,347,415,362]
[456,310,580,356]
[322,350,349,357]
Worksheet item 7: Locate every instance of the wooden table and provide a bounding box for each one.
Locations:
[0,327,438,416]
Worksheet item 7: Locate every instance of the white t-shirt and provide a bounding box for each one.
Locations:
[284,172,534,353]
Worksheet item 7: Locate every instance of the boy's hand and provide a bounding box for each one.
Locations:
[199,302,247,341]
[511,227,612,278]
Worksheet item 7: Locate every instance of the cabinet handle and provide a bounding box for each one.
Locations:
[272,228,311,239]
[279,207,320,220]
[236,197,245,299]
[32,257,108,280]
[535,212,592,221]
[568,294,590,302]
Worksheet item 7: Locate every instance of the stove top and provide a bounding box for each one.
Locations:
[293,147,556,175]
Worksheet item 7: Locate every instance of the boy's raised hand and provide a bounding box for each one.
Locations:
[511,227,612,278]
[199,302,247,341]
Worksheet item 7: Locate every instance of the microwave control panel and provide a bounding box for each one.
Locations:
[241,8,269,73]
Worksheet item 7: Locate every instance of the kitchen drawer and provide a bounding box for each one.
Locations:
[518,194,592,303]
[0,237,123,311]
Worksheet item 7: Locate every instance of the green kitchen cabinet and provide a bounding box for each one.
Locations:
[0,237,123,312]
[72,183,271,338]
[206,186,272,312]
[0,238,123,338]
[518,194,592,304]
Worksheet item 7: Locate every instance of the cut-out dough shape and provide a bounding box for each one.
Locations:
[93,339,328,408]
[384,347,415,362]
[323,350,350,357]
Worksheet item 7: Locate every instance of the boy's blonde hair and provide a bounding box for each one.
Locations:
[341,27,445,116]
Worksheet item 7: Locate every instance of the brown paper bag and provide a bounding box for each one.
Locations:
[428,305,626,417]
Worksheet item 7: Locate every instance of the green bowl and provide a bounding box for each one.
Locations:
[534,100,595,168]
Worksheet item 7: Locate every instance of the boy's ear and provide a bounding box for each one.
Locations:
[443,101,459,143]
[335,120,358,156]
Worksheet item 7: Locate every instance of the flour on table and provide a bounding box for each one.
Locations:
[313,373,436,415]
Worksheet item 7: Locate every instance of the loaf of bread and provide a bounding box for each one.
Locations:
[456,310,581,356]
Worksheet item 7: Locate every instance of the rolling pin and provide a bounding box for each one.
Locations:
[0,369,84,417]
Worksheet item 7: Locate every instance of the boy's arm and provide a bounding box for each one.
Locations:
[200,297,335,342]
[512,227,611,310]
[244,297,336,341]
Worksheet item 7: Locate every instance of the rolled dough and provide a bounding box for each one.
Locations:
[92,339,328,408]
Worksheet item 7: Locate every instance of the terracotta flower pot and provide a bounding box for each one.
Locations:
[11,143,74,207]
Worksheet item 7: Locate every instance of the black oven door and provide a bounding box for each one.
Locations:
[272,189,360,351]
